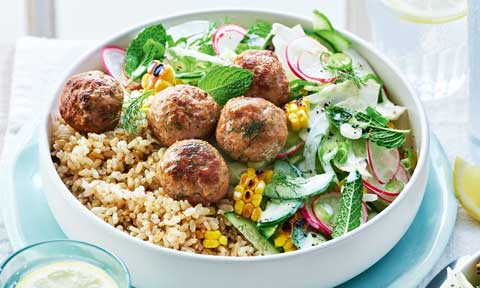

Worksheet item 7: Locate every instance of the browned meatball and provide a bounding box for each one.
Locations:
[158,139,230,206]
[59,71,124,133]
[216,97,288,162]
[147,85,220,146]
[234,50,289,106]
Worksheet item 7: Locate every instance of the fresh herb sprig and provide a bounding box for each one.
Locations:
[235,21,273,54]
[289,79,325,100]
[119,90,154,135]
[332,171,363,238]
[320,52,366,89]
[325,105,410,148]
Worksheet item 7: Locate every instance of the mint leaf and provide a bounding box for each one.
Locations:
[198,66,253,105]
[235,22,273,54]
[130,39,165,81]
[332,171,363,238]
[325,105,410,149]
[125,24,167,77]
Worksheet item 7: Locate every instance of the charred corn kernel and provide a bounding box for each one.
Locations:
[251,207,262,222]
[233,190,243,201]
[205,230,222,240]
[242,203,254,218]
[263,170,273,183]
[243,190,253,203]
[254,181,266,194]
[233,169,272,221]
[219,235,228,246]
[234,200,245,215]
[285,98,309,131]
[274,234,288,247]
[283,240,296,252]
[252,194,262,207]
[141,61,176,93]
[203,239,220,249]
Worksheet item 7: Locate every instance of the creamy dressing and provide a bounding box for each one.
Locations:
[16,261,118,288]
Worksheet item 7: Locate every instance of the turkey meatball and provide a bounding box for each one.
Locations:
[216,97,288,162]
[147,85,220,146]
[234,50,289,106]
[158,139,230,206]
[59,71,124,133]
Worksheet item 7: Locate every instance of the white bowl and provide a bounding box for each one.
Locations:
[39,9,429,288]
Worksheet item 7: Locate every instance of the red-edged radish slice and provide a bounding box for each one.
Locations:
[212,24,247,55]
[362,178,397,204]
[277,141,305,159]
[395,165,410,184]
[361,202,369,224]
[101,46,129,86]
[300,206,326,232]
[366,140,400,185]
[285,36,336,83]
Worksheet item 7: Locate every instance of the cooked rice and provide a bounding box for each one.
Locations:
[51,118,258,256]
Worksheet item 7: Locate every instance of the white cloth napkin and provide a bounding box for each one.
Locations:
[2,36,480,286]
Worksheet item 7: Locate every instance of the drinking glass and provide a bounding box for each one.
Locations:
[367,0,467,101]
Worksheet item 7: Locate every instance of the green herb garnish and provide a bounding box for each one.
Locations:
[289,79,325,100]
[119,90,154,135]
[198,66,254,105]
[124,24,168,80]
[241,120,265,139]
[325,105,410,149]
[235,21,273,54]
[332,171,363,238]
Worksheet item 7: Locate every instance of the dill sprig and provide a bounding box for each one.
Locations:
[320,52,366,89]
[119,89,154,135]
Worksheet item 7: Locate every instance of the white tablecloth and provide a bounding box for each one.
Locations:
[1,37,479,287]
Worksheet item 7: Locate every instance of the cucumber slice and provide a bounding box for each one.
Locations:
[315,30,351,52]
[273,160,302,178]
[259,224,279,239]
[258,199,303,227]
[264,172,335,200]
[326,53,352,70]
[305,30,337,53]
[224,212,279,255]
[312,10,334,31]
[292,220,327,249]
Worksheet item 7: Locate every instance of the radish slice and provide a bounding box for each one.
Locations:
[101,46,129,86]
[300,206,326,232]
[277,141,304,159]
[362,178,396,203]
[395,165,410,183]
[361,202,369,224]
[285,36,336,83]
[212,24,247,55]
[366,140,400,185]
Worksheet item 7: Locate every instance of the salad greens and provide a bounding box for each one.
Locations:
[124,24,167,80]
[235,21,273,54]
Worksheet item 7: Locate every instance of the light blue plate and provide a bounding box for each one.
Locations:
[1,134,456,287]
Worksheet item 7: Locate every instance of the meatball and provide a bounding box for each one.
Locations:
[234,50,289,106]
[158,139,230,206]
[216,97,288,162]
[59,71,124,133]
[147,85,220,146]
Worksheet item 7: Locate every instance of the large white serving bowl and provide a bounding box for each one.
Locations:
[38,9,429,288]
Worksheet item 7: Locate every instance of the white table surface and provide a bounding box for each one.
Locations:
[0,37,479,287]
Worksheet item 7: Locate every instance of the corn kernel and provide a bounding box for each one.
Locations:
[290,118,300,131]
[252,194,262,207]
[141,73,151,90]
[263,170,273,183]
[247,168,256,176]
[203,239,220,249]
[274,234,288,247]
[234,185,245,194]
[242,203,254,218]
[219,235,228,246]
[205,230,221,240]
[233,190,243,201]
[283,240,296,252]
[251,207,262,222]
[243,190,253,203]
[255,181,266,194]
[153,79,171,92]
[234,200,245,215]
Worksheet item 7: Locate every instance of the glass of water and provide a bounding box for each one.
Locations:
[366,0,467,101]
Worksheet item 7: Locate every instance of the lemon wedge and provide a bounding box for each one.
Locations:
[382,0,467,24]
[16,261,118,288]
[454,157,480,222]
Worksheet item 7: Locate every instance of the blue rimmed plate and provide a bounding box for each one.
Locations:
[0,130,456,287]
